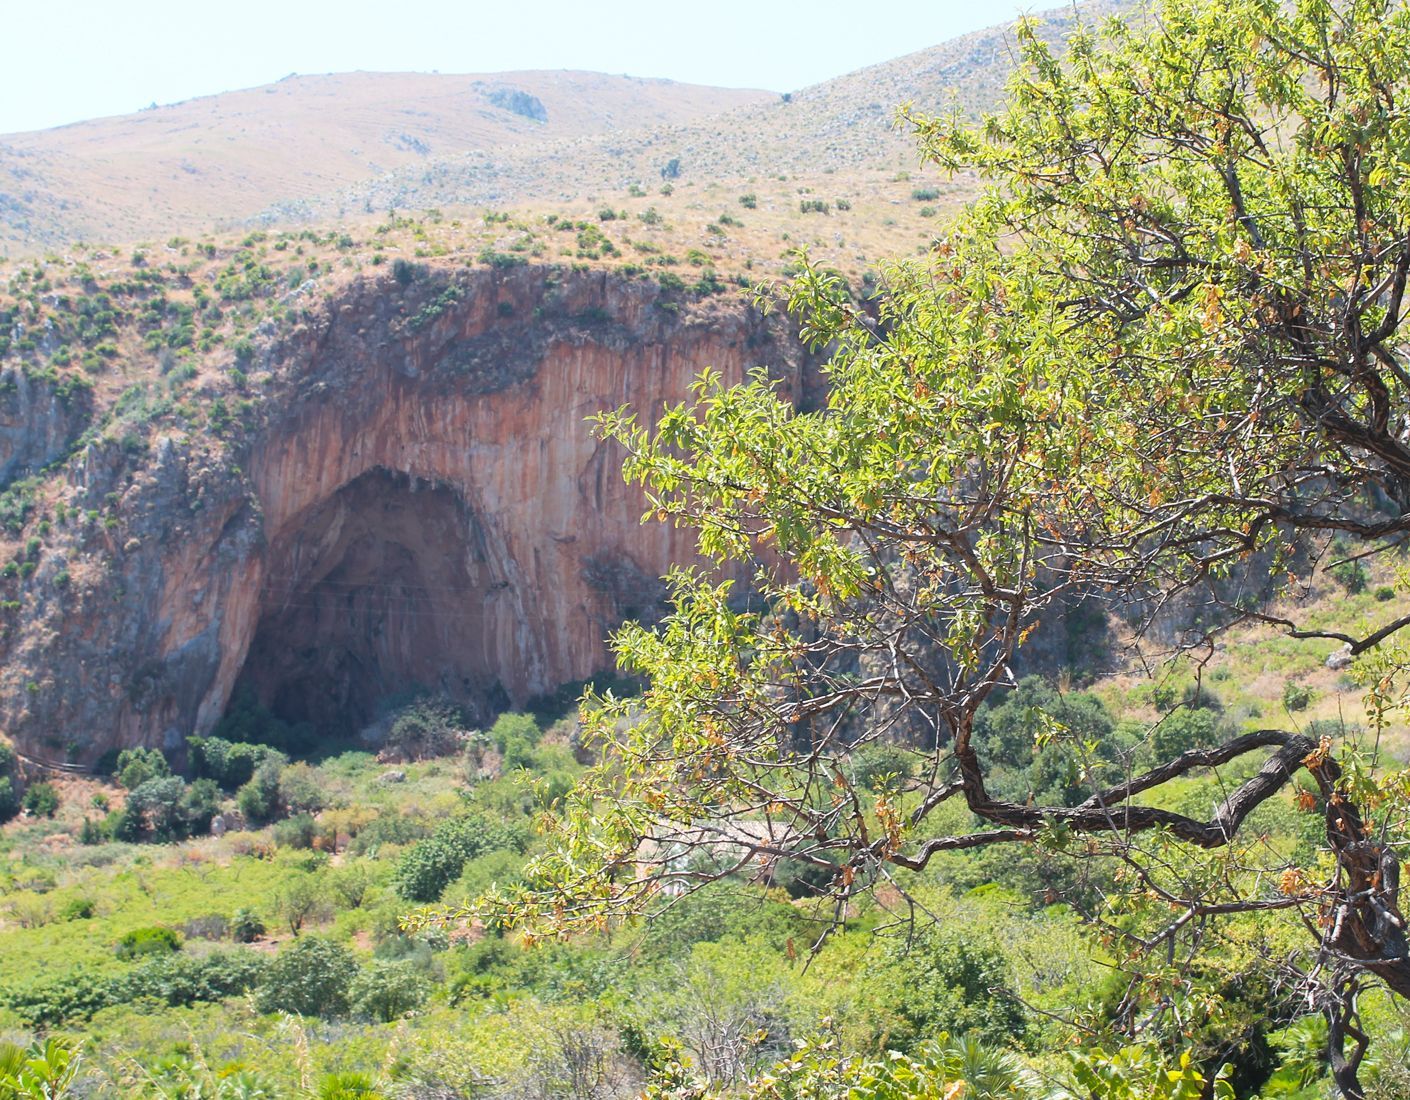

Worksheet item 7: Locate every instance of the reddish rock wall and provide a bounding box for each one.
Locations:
[0,266,810,760]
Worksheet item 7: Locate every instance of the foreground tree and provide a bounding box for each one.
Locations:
[492,0,1410,1093]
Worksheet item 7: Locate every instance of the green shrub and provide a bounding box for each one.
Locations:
[181,777,222,834]
[273,875,328,936]
[279,762,330,815]
[971,676,1132,806]
[188,734,278,789]
[122,949,265,1008]
[849,742,916,793]
[394,812,530,902]
[274,813,319,850]
[60,898,95,921]
[115,926,182,959]
[236,755,286,825]
[3,952,264,1025]
[255,936,358,1017]
[350,811,430,854]
[1150,707,1221,759]
[867,928,1027,1051]
[317,1072,382,1099]
[489,712,541,773]
[1282,680,1313,712]
[1180,682,1224,712]
[1,971,120,1026]
[115,745,170,789]
[349,959,431,1022]
[124,775,189,839]
[328,863,376,909]
[1329,557,1369,594]
[231,908,266,943]
[0,776,18,823]
[1150,681,1179,712]
[22,781,59,818]
[385,694,468,760]
[975,677,1115,769]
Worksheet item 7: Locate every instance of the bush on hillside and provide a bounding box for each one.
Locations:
[114,746,170,789]
[188,734,280,789]
[849,742,916,793]
[278,762,331,816]
[231,907,266,943]
[121,775,221,840]
[394,812,531,903]
[350,959,431,1021]
[22,781,59,819]
[384,694,469,761]
[1149,707,1224,760]
[236,755,286,825]
[868,929,1028,1052]
[1283,680,1313,712]
[1,950,266,1026]
[489,712,542,772]
[115,926,181,960]
[255,936,358,1017]
[274,813,318,850]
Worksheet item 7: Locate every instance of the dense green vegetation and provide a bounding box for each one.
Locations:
[1,653,1405,1097]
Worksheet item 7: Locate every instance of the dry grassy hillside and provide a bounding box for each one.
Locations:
[320,0,1133,220]
[0,0,1132,257]
[0,72,772,252]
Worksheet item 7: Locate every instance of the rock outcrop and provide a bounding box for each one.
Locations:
[0,265,811,762]
[0,369,91,488]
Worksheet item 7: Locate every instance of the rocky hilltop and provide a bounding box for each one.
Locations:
[0,262,812,763]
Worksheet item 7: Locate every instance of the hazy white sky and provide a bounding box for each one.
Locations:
[1,0,1031,135]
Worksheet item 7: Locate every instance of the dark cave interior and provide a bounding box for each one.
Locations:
[231,468,508,737]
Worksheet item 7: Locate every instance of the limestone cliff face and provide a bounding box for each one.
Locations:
[0,266,810,761]
[0,369,90,488]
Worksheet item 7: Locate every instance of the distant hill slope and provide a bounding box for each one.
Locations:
[319,0,1133,217]
[0,0,1132,253]
[0,71,773,251]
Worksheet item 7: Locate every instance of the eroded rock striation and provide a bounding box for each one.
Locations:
[0,266,811,762]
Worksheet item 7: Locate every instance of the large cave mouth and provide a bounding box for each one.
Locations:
[231,467,509,737]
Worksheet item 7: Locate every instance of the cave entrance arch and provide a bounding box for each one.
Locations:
[232,467,511,737]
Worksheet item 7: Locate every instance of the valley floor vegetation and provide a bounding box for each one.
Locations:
[4,643,1403,1098]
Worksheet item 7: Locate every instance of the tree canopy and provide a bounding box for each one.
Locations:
[488,0,1410,1094]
